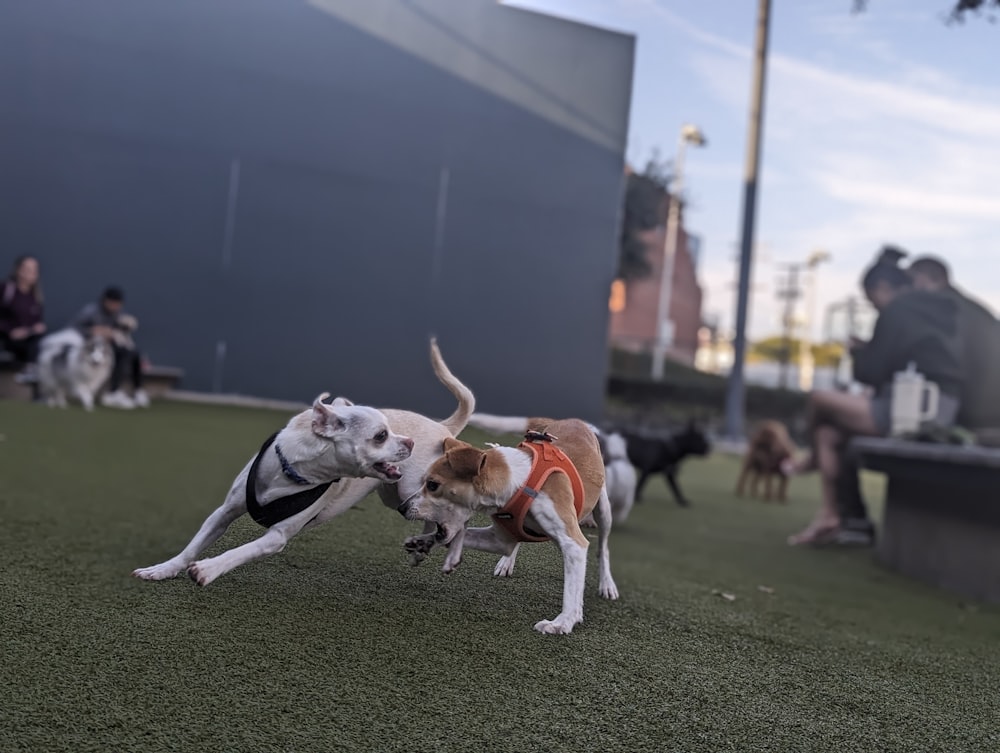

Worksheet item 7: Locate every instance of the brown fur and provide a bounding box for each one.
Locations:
[736,420,795,502]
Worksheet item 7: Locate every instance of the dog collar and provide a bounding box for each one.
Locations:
[274,442,315,485]
[492,433,586,543]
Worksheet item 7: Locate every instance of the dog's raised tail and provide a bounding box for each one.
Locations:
[430,338,476,436]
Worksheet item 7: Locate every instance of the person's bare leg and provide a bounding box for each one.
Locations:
[788,425,844,545]
[785,390,880,475]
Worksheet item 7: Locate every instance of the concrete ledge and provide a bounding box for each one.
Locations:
[162,390,307,412]
[854,437,1000,604]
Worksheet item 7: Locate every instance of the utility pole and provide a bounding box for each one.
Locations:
[724,0,772,439]
[775,263,802,390]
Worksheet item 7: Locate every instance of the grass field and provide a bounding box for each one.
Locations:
[2,400,998,752]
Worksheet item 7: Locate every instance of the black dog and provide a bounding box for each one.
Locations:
[621,421,711,507]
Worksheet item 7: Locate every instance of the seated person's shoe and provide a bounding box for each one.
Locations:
[132,389,150,408]
[833,519,876,547]
[101,390,135,409]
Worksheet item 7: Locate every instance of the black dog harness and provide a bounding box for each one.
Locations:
[245,432,338,528]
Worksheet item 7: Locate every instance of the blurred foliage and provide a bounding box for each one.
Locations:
[748,337,845,368]
[617,155,672,281]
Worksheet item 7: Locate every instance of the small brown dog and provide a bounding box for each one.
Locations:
[736,420,795,502]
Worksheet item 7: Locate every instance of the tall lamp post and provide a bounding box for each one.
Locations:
[724,0,772,440]
[651,124,707,380]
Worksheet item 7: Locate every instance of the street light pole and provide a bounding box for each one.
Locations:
[723,0,772,440]
[651,125,706,380]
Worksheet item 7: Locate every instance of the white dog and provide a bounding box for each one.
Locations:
[133,339,475,587]
[469,413,637,523]
[400,418,619,635]
[37,328,114,410]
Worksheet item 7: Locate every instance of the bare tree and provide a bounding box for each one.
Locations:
[853,0,998,22]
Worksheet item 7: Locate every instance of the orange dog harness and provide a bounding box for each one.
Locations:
[492,434,586,543]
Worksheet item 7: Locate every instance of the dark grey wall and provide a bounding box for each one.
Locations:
[0,0,634,421]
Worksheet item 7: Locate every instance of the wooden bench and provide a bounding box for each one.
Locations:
[853,436,1000,604]
[0,353,183,401]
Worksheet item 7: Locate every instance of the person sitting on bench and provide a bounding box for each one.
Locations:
[785,246,964,546]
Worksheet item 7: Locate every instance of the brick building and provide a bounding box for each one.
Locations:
[609,204,704,365]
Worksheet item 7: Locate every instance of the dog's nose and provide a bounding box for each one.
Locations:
[402,437,414,452]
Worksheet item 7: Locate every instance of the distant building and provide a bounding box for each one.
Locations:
[608,203,703,365]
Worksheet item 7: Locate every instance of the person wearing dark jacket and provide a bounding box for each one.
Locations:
[786,246,962,546]
[908,255,1000,429]
[0,256,46,386]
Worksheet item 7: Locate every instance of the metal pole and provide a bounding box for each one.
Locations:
[650,140,687,380]
[723,0,772,439]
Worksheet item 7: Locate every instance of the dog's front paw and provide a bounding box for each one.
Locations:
[403,534,436,567]
[598,578,620,600]
[132,562,185,581]
[533,616,578,635]
[187,560,222,587]
[494,555,516,578]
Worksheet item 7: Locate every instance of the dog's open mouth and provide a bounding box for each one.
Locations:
[373,461,402,481]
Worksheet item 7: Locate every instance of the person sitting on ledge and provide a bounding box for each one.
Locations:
[784,245,964,547]
[908,255,1000,431]
[73,286,149,409]
[0,255,46,399]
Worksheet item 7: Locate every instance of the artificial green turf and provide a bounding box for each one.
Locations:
[1,400,998,753]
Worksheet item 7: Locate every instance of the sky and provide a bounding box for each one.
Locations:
[506,0,999,341]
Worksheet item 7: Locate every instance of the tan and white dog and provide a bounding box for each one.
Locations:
[399,417,619,635]
[133,339,474,587]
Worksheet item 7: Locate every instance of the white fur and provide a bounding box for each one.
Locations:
[134,339,474,587]
[37,329,113,410]
[602,432,637,523]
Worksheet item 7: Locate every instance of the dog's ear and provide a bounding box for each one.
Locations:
[445,445,486,479]
[442,436,466,453]
[330,396,354,407]
[312,392,347,437]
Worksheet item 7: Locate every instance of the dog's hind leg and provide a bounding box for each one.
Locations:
[133,477,249,581]
[764,473,774,501]
[665,467,690,507]
[591,486,619,600]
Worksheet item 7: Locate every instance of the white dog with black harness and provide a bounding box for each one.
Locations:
[133,339,475,587]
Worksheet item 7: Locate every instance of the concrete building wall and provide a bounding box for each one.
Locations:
[0,0,634,421]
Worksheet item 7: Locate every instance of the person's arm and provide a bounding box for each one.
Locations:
[852,308,901,387]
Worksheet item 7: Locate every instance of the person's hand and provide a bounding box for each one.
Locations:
[31,322,46,335]
[9,327,29,340]
[91,325,115,339]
